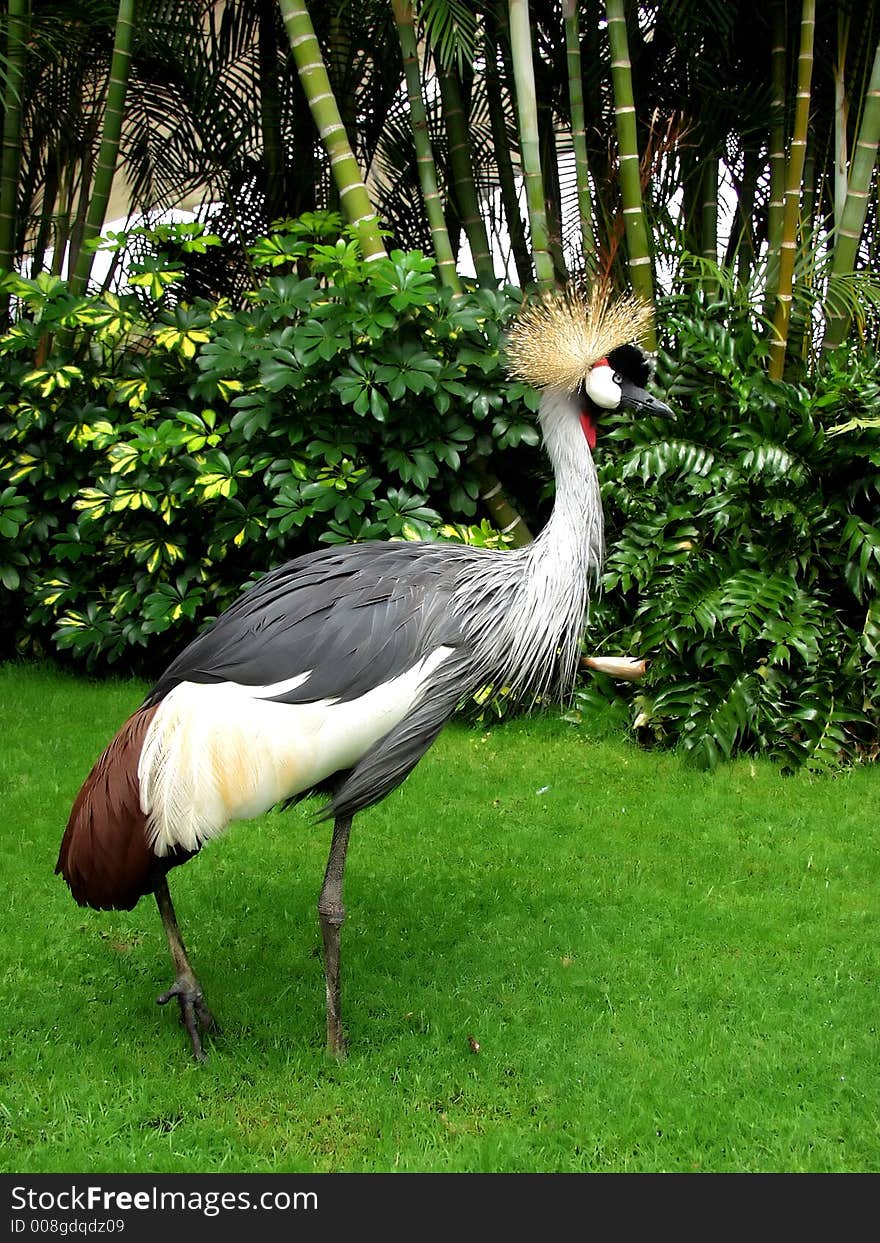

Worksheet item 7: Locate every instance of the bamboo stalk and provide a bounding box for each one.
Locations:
[436,64,496,286]
[562,0,597,275]
[787,142,816,367]
[279,0,386,262]
[822,36,880,352]
[701,156,719,295]
[471,453,532,547]
[537,73,566,280]
[50,163,73,279]
[485,16,532,286]
[67,116,100,286]
[604,0,655,334]
[70,0,136,296]
[833,10,851,230]
[393,0,460,292]
[701,158,719,264]
[0,0,30,302]
[764,0,787,317]
[678,148,702,259]
[731,147,759,283]
[30,155,60,280]
[507,0,554,290]
[581,655,647,681]
[259,0,285,225]
[769,0,816,380]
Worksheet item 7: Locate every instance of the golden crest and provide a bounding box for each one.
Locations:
[505,287,653,391]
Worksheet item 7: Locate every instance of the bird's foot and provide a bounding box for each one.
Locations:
[157,975,218,1062]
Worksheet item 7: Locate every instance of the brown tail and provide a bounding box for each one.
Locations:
[56,706,189,911]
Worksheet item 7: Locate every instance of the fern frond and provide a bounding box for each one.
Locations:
[681,672,757,769]
[861,597,880,664]
[841,516,880,603]
[736,441,806,485]
[621,439,716,483]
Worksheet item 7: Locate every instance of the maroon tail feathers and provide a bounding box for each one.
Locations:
[56,706,193,911]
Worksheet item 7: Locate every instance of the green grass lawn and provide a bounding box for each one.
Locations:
[1,662,878,1173]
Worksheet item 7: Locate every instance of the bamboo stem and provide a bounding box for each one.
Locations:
[822,36,880,352]
[769,0,816,380]
[392,0,460,291]
[701,156,719,295]
[472,454,532,547]
[436,64,496,286]
[485,16,532,286]
[507,0,554,290]
[70,0,136,296]
[764,0,788,317]
[581,655,647,681]
[833,10,851,230]
[279,0,386,262]
[562,0,597,275]
[0,0,30,312]
[604,0,656,336]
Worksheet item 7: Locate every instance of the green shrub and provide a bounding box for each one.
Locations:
[579,304,880,770]
[0,216,537,671]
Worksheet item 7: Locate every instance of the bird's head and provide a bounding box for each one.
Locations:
[578,341,672,450]
[505,288,672,453]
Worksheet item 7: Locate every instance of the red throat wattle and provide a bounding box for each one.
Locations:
[579,355,605,451]
[579,411,597,450]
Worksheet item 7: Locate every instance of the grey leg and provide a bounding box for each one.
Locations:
[154,876,216,1061]
[318,815,353,1058]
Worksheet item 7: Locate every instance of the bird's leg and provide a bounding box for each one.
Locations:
[154,876,216,1061]
[318,814,353,1059]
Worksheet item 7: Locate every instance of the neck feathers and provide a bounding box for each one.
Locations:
[452,388,604,702]
[535,388,604,572]
[522,388,603,697]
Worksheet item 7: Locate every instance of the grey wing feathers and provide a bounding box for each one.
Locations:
[323,652,473,821]
[145,541,468,708]
[143,541,480,819]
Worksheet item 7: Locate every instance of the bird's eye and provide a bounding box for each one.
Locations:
[613,372,622,385]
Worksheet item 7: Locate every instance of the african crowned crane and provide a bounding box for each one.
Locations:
[57,290,670,1060]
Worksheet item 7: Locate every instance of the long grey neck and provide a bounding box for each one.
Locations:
[451,388,604,703]
[516,388,604,696]
[531,387,604,578]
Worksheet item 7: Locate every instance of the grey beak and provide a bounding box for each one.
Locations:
[618,377,673,417]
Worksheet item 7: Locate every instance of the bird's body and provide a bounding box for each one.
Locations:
[58,390,600,907]
[57,289,668,1059]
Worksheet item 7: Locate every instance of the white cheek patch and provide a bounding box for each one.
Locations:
[583,363,621,410]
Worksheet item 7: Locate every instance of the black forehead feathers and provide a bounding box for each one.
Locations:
[606,342,655,388]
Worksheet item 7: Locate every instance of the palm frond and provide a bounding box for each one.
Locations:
[415,0,478,72]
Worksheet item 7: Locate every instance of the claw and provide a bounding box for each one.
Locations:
[154,878,218,1062]
[157,977,217,1062]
